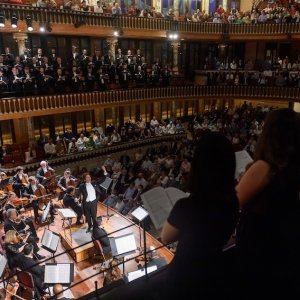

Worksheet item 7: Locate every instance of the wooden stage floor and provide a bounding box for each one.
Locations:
[3,203,174,299]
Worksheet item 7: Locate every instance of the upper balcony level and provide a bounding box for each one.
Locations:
[1,4,300,41]
[1,85,299,120]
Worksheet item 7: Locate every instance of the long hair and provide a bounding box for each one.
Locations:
[104,259,123,285]
[189,132,236,203]
[4,230,18,244]
[254,108,300,188]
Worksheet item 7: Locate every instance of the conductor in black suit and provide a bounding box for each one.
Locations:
[78,173,101,233]
[63,186,83,225]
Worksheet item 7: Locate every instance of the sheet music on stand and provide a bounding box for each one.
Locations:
[127,265,157,282]
[41,229,60,254]
[0,254,7,277]
[57,208,77,219]
[109,233,137,258]
[131,206,149,222]
[44,263,74,286]
[100,177,113,191]
[41,201,51,223]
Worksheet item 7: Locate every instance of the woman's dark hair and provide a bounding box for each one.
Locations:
[254,108,300,187]
[189,132,236,202]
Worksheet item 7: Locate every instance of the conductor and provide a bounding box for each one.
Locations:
[78,173,102,233]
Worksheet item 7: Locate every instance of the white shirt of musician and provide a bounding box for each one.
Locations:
[86,183,96,202]
[31,184,37,192]
[42,167,48,173]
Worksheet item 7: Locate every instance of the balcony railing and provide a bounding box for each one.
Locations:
[0,85,299,118]
[0,4,299,36]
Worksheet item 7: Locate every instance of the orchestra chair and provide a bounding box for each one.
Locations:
[92,239,110,276]
[16,269,39,299]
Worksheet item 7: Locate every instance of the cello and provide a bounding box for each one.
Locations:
[34,185,51,210]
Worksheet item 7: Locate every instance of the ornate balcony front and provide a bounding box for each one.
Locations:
[1,85,299,119]
[0,5,299,40]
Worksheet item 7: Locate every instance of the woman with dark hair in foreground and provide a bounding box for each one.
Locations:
[161,133,239,298]
[236,108,300,299]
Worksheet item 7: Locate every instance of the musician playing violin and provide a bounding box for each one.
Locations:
[5,192,37,237]
[4,209,45,260]
[12,166,29,197]
[36,160,55,184]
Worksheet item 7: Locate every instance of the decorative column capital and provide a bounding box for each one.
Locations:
[106,37,118,46]
[13,32,28,42]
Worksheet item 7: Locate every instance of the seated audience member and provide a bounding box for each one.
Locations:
[53,283,74,300]
[161,133,239,298]
[92,224,111,255]
[103,259,123,287]
[103,189,119,208]
[44,138,56,158]
[235,109,300,299]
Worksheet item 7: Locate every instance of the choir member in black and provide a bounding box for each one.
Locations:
[4,47,15,66]
[20,49,32,66]
[81,49,89,73]
[55,68,67,93]
[0,68,8,92]
[4,209,44,259]
[161,66,172,86]
[43,56,54,77]
[4,192,37,237]
[36,160,55,184]
[97,68,108,91]
[86,66,96,91]
[136,49,143,65]
[54,57,65,72]
[116,48,124,66]
[150,62,160,86]
[92,224,111,254]
[78,173,101,233]
[134,65,146,88]
[13,57,24,74]
[129,56,138,78]
[119,64,131,89]
[125,49,133,65]
[23,66,36,95]
[37,67,54,94]
[19,243,46,296]
[49,48,57,66]
[36,48,44,63]
[10,67,23,94]
[109,61,117,84]
[69,66,81,92]
[70,45,80,65]
[141,57,148,74]
[93,50,102,70]
[12,166,28,197]
[63,186,83,225]
[30,57,42,77]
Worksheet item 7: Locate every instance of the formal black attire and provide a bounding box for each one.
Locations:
[92,226,111,254]
[12,174,26,197]
[0,75,8,92]
[19,255,45,294]
[78,182,101,230]
[165,195,239,298]
[63,193,83,224]
[36,166,53,184]
[23,183,41,221]
[5,242,23,268]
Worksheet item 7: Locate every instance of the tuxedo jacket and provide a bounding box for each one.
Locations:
[36,167,53,183]
[78,182,101,205]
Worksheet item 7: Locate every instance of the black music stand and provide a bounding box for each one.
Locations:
[99,177,114,220]
[131,206,149,254]
[109,233,137,275]
[41,229,60,263]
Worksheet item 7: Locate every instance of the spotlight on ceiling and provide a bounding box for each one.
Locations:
[26,15,33,32]
[0,12,5,28]
[11,14,18,29]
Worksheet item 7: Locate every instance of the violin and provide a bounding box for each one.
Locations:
[11,196,29,207]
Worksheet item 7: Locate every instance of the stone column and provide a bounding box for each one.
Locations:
[111,107,117,128]
[171,100,176,119]
[106,37,118,63]
[13,33,28,56]
[153,102,161,120]
[173,0,179,20]
[171,41,180,74]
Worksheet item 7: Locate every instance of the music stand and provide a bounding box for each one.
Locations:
[41,201,51,229]
[44,263,74,286]
[41,229,60,262]
[131,206,149,254]
[109,233,137,275]
[57,208,77,245]
[99,177,113,219]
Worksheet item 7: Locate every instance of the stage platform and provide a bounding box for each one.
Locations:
[60,203,174,264]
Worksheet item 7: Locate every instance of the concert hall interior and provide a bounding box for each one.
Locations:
[0,0,300,299]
